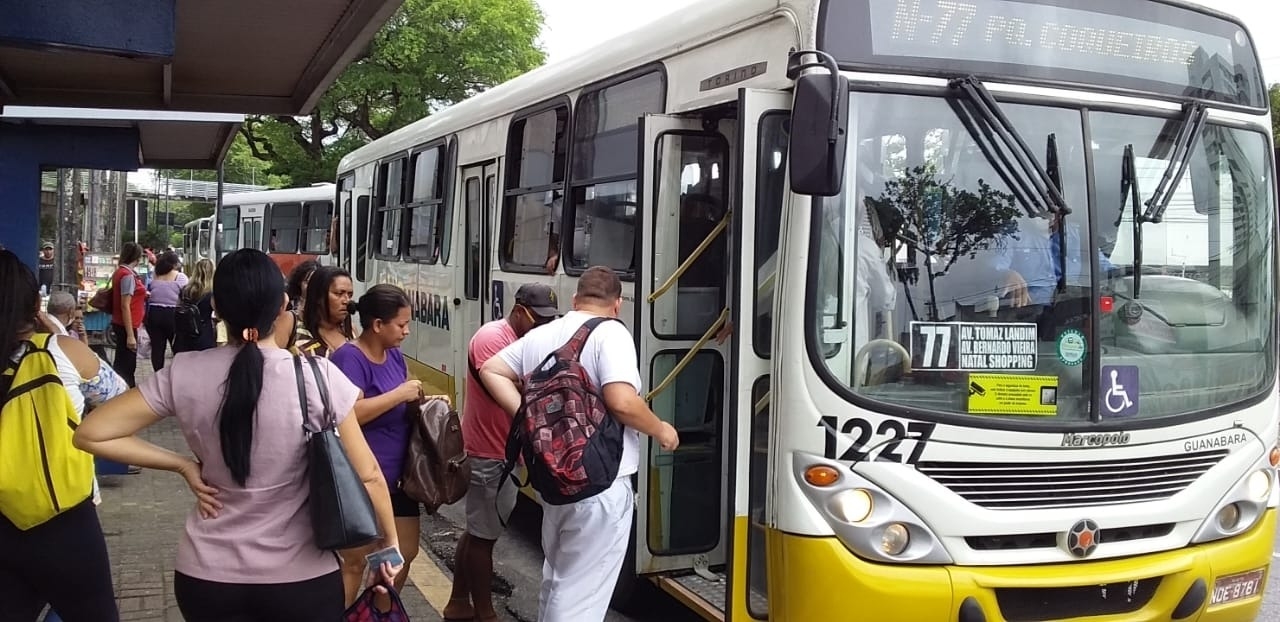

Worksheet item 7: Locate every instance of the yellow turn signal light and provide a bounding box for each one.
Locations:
[804,465,841,487]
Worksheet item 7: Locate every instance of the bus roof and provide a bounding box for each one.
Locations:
[220,183,336,206]
[338,0,795,172]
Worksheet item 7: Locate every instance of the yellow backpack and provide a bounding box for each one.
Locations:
[0,333,93,530]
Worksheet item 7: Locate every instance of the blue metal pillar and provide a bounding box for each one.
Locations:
[0,125,141,270]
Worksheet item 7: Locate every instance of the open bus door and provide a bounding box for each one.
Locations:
[634,90,791,620]
[635,109,735,615]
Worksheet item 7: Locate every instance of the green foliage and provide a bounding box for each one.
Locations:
[865,166,1022,320]
[1270,84,1280,145]
[123,225,172,251]
[164,136,287,187]
[240,0,546,185]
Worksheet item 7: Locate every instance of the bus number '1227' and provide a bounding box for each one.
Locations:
[819,417,936,465]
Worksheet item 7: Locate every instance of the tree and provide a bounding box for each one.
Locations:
[165,136,289,187]
[1270,84,1280,144]
[241,0,545,185]
[865,166,1022,321]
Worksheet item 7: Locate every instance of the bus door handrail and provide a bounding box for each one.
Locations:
[647,210,732,303]
[645,307,729,402]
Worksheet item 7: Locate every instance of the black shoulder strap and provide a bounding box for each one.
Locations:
[305,353,337,429]
[292,355,311,433]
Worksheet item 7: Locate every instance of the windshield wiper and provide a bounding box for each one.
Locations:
[1117,144,1144,298]
[1141,102,1208,224]
[948,76,1070,219]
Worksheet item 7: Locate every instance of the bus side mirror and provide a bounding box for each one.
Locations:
[788,51,849,197]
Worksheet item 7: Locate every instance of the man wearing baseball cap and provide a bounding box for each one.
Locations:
[37,242,55,293]
[444,282,557,622]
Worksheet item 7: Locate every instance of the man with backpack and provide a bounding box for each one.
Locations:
[479,266,679,622]
[443,283,557,622]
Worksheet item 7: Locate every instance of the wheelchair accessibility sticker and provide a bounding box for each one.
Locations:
[1100,365,1139,417]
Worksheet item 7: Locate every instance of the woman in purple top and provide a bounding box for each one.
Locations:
[331,284,445,605]
[74,249,402,621]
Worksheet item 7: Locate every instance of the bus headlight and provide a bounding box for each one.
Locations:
[794,453,951,564]
[880,523,910,555]
[1192,467,1270,544]
[1217,503,1242,531]
[829,489,874,523]
[1246,469,1271,501]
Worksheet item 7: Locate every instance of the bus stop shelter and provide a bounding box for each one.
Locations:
[0,0,404,264]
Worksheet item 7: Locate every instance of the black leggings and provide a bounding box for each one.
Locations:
[0,500,118,622]
[144,306,176,370]
[174,570,344,622]
[110,323,136,388]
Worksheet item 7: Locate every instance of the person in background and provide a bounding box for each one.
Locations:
[73,249,402,622]
[174,258,216,354]
[330,284,446,606]
[37,242,55,294]
[43,292,87,346]
[286,259,321,342]
[110,243,146,387]
[144,252,188,371]
[0,249,128,622]
[298,265,355,358]
[443,283,557,622]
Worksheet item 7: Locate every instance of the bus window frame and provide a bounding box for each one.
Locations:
[464,173,484,300]
[499,96,572,274]
[219,205,241,255]
[338,175,354,270]
[266,201,304,254]
[374,155,409,262]
[563,65,668,278]
[300,200,334,255]
[404,137,458,265]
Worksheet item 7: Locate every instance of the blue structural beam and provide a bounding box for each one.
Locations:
[0,125,140,270]
[0,0,175,59]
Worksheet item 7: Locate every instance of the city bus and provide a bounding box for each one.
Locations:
[334,0,1278,620]
[182,215,215,262]
[215,183,336,275]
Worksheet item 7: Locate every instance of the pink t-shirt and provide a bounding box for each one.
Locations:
[462,319,517,460]
[139,346,360,584]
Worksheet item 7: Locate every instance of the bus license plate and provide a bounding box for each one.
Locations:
[1211,569,1265,605]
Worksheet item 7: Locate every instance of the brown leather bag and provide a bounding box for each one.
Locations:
[401,398,470,514]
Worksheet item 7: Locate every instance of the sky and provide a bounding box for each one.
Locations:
[535,0,1280,83]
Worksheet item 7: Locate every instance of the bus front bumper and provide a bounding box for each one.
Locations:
[768,509,1273,622]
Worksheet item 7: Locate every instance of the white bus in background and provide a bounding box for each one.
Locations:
[182,215,214,262]
[215,183,337,274]
[334,0,1279,620]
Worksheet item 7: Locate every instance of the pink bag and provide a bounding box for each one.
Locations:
[343,585,409,621]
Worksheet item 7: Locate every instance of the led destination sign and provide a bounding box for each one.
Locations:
[819,0,1266,108]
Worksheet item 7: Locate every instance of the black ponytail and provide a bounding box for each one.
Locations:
[353,284,410,329]
[212,249,285,486]
[0,250,39,365]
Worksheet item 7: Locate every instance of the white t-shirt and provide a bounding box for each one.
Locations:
[496,310,642,479]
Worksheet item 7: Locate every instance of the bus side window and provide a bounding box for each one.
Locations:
[464,176,482,300]
[501,104,568,274]
[407,144,446,263]
[566,70,665,275]
[269,202,303,253]
[375,157,408,260]
[356,196,372,282]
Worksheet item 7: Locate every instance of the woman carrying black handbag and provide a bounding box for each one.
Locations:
[74,249,402,621]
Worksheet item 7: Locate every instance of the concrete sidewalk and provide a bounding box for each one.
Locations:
[87,360,444,621]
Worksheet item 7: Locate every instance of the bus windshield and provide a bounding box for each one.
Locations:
[809,90,1275,425]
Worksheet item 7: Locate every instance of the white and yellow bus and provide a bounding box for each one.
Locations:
[334,0,1278,619]
[182,215,215,262]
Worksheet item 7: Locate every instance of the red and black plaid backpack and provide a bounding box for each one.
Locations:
[501,316,625,505]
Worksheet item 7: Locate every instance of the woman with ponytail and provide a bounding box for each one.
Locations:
[74,249,401,621]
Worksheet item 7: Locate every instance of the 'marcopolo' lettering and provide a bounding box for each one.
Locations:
[1061,432,1131,447]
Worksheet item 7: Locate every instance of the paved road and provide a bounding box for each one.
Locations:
[421,497,705,622]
